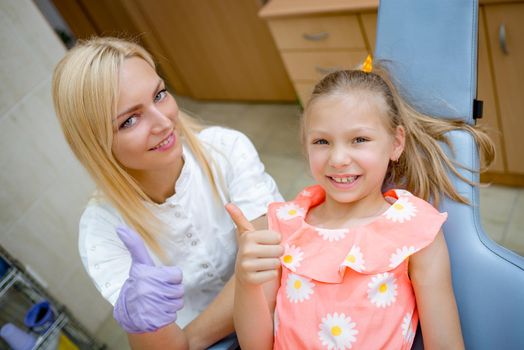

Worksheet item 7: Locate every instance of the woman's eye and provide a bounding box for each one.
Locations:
[313,139,329,145]
[119,115,138,130]
[154,89,167,103]
[353,137,368,144]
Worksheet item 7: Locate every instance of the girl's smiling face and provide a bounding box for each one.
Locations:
[112,57,183,176]
[305,92,405,209]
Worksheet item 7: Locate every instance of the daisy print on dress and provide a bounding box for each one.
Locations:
[341,245,365,272]
[367,272,398,308]
[316,228,349,242]
[276,203,306,220]
[318,312,358,350]
[300,189,313,197]
[389,246,416,268]
[286,273,315,303]
[281,244,304,272]
[384,197,417,223]
[401,311,415,344]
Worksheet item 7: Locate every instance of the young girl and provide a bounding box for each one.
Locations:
[52,37,283,349]
[228,58,494,349]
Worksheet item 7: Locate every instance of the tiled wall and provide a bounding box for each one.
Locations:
[0,0,112,338]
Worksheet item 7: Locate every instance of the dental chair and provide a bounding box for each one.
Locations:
[374,0,524,349]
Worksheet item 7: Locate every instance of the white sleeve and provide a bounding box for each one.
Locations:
[78,202,131,306]
[209,128,284,221]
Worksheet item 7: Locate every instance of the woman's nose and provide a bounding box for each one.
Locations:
[149,106,172,133]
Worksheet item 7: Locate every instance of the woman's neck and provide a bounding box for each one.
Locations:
[128,157,184,204]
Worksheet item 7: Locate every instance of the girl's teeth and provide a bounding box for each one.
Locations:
[332,176,357,183]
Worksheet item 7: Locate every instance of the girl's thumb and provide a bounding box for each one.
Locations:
[225,203,255,237]
[116,226,155,266]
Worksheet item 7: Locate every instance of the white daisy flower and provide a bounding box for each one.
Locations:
[367,272,398,308]
[389,246,416,268]
[318,312,358,349]
[281,244,304,272]
[316,228,348,242]
[341,245,366,272]
[384,197,417,223]
[301,189,313,197]
[394,189,412,197]
[401,311,415,343]
[276,203,306,220]
[286,273,315,303]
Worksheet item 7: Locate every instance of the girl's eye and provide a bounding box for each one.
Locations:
[154,89,167,103]
[119,115,138,130]
[313,139,329,145]
[353,136,368,144]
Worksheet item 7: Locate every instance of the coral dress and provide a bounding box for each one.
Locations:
[268,185,447,350]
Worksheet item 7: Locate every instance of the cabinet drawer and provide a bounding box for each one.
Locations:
[268,15,366,50]
[282,50,368,81]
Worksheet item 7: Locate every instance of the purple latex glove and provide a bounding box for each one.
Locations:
[113,226,184,333]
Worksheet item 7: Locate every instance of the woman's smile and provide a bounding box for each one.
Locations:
[150,131,176,151]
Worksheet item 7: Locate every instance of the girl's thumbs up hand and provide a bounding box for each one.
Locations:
[225,204,284,286]
[113,226,184,334]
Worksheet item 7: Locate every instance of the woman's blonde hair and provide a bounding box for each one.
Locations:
[303,63,495,207]
[52,37,221,258]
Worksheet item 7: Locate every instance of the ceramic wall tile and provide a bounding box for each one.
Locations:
[0,0,65,116]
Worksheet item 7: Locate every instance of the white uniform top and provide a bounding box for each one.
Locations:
[78,127,283,327]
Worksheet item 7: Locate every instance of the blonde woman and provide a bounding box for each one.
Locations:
[52,37,283,349]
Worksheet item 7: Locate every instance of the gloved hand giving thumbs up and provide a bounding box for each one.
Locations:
[113,226,184,333]
[225,204,283,286]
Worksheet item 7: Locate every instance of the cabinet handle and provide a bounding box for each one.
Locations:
[303,32,329,41]
[315,66,341,75]
[499,24,509,55]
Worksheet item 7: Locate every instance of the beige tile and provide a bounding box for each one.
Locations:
[55,265,113,334]
[0,0,65,115]
[95,313,130,350]
[0,79,92,231]
[0,111,58,230]
[502,189,524,256]
[259,153,310,200]
[478,184,517,242]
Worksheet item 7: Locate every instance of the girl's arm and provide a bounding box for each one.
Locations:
[227,204,283,350]
[183,214,272,349]
[409,230,465,350]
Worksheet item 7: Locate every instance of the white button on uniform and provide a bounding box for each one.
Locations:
[202,263,209,269]
[191,240,198,246]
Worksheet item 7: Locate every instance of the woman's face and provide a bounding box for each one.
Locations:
[112,57,183,176]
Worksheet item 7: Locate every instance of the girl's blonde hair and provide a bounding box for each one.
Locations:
[303,63,495,207]
[52,37,221,258]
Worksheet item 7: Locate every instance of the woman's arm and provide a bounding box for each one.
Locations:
[409,230,465,350]
[127,324,188,350]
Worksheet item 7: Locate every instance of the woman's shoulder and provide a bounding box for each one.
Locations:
[198,126,248,145]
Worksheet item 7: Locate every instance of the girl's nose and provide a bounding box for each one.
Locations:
[329,147,351,169]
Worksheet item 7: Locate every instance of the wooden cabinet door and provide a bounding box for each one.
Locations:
[484,3,524,174]
[53,0,296,101]
[478,6,505,173]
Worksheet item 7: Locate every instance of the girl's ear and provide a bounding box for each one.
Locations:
[391,125,405,161]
